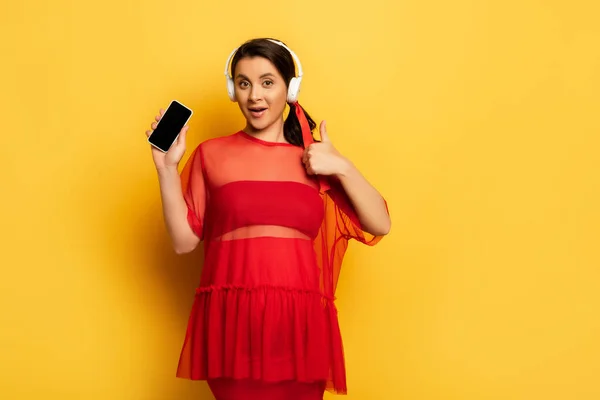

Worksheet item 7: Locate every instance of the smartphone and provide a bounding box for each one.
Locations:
[148,100,193,152]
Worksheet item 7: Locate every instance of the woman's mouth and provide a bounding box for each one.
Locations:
[249,107,267,118]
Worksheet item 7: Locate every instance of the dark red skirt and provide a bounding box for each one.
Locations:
[207,378,326,400]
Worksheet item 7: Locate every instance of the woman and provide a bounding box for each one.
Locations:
[145,38,391,400]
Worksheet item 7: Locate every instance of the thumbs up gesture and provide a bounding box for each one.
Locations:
[302,120,351,177]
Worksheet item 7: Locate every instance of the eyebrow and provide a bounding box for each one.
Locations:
[235,73,276,80]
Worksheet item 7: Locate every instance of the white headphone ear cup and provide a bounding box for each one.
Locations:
[226,77,236,101]
[287,77,301,103]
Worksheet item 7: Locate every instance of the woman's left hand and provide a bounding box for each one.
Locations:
[302,121,351,177]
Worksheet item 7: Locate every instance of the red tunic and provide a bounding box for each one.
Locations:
[175,130,387,395]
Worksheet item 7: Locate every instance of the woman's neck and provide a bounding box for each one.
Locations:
[243,118,287,144]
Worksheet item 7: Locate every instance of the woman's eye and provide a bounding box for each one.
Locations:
[263,80,273,87]
[239,81,249,88]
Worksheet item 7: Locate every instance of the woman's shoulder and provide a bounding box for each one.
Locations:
[190,131,242,154]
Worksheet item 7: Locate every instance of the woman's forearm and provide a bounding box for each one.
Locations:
[336,160,391,236]
[156,166,200,254]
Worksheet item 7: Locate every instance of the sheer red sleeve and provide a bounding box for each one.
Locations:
[292,102,389,297]
[179,145,207,240]
[314,177,389,296]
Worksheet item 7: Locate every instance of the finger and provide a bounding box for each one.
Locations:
[172,129,188,155]
[304,151,313,165]
[151,122,157,130]
[319,120,330,142]
[177,125,189,145]
[145,130,152,138]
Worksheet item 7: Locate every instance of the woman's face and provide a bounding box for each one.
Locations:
[233,56,288,132]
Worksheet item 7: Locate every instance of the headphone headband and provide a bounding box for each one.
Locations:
[224,39,303,79]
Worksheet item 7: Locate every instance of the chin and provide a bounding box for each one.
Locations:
[247,118,273,132]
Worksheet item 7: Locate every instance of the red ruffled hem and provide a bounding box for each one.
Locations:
[176,284,347,394]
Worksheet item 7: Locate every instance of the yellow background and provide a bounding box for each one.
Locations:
[1,0,599,399]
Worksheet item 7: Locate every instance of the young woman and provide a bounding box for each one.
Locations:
[145,38,391,400]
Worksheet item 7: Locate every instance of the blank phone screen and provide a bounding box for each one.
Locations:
[148,101,192,152]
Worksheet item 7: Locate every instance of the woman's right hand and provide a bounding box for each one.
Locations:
[145,108,189,171]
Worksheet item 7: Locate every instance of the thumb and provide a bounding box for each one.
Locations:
[179,125,189,142]
[319,120,331,143]
[175,125,188,148]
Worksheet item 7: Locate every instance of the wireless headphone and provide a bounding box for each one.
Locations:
[224,39,304,104]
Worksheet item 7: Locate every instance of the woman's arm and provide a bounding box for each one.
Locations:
[303,120,391,237]
[156,166,201,254]
[335,161,391,236]
[146,108,200,254]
